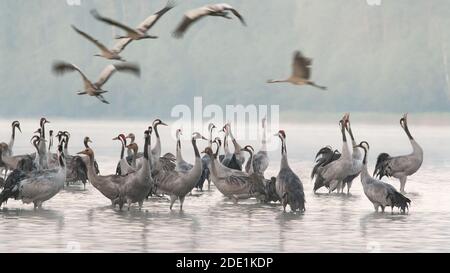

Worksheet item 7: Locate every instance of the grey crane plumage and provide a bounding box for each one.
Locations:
[356,142,411,213]
[274,130,305,212]
[52,61,140,104]
[0,143,66,209]
[91,1,175,41]
[245,117,269,175]
[71,25,125,61]
[373,113,423,193]
[153,132,206,210]
[312,114,352,193]
[268,50,327,90]
[173,3,246,38]
[175,129,194,172]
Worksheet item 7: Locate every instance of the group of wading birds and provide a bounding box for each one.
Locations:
[0,112,422,214]
[51,1,325,104]
[0,2,422,213]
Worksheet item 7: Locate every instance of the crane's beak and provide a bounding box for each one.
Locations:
[161,122,168,126]
[202,136,208,141]
[77,151,86,155]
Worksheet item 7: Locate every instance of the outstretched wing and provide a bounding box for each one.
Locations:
[229,8,246,26]
[292,51,311,80]
[112,38,133,54]
[52,61,92,89]
[172,6,212,38]
[71,25,110,53]
[94,63,140,88]
[91,9,139,36]
[137,0,177,32]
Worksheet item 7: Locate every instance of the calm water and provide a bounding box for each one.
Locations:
[1,118,450,253]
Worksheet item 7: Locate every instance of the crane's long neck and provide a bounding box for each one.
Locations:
[86,153,99,180]
[228,128,242,155]
[224,133,230,154]
[403,122,423,156]
[120,139,125,160]
[247,151,254,175]
[144,133,153,170]
[280,139,289,169]
[261,122,267,152]
[187,138,202,182]
[208,129,214,148]
[341,125,350,158]
[176,135,184,163]
[153,125,161,157]
[64,136,69,155]
[214,143,221,158]
[48,135,53,153]
[41,123,46,140]
[9,126,16,152]
[359,147,370,186]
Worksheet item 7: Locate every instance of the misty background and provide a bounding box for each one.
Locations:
[1,0,450,119]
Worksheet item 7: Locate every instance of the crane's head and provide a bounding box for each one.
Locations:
[153,119,168,127]
[126,133,135,141]
[240,145,254,154]
[40,117,50,126]
[112,134,126,145]
[176,129,182,139]
[84,136,92,148]
[148,126,153,135]
[192,132,208,141]
[274,130,286,141]
[126,143,139,154]
[400,113,409,129]
[354,141,370,151]
[208,123,216,133]
[12,121,21,133]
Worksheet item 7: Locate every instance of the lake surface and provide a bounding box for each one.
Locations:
[1,118,450,252]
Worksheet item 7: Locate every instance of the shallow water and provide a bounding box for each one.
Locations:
[1,118,450,252]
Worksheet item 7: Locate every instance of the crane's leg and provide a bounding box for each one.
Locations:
[169,195,177,210]
[373,204,379,212]
[179,196,185,211]
[347,181,353,195]
[399,176,407,194]
[138,201,143,210]
[381,206,385,213]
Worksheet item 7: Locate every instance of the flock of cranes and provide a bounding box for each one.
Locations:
[0,2,424,215]
[51,1,324,105]
[0,113,422,214]
[51,1,253,104]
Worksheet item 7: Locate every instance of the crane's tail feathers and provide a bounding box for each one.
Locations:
[0,169,26,206]
[387,191,411,213]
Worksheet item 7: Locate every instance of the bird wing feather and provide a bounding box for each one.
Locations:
[91,9,139,36]
[137,0,176,32]
[71,25,110,53]
[173,7,211,38]
[292,51,311,80]
[95,63,140,88]
[52,61,93,90]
